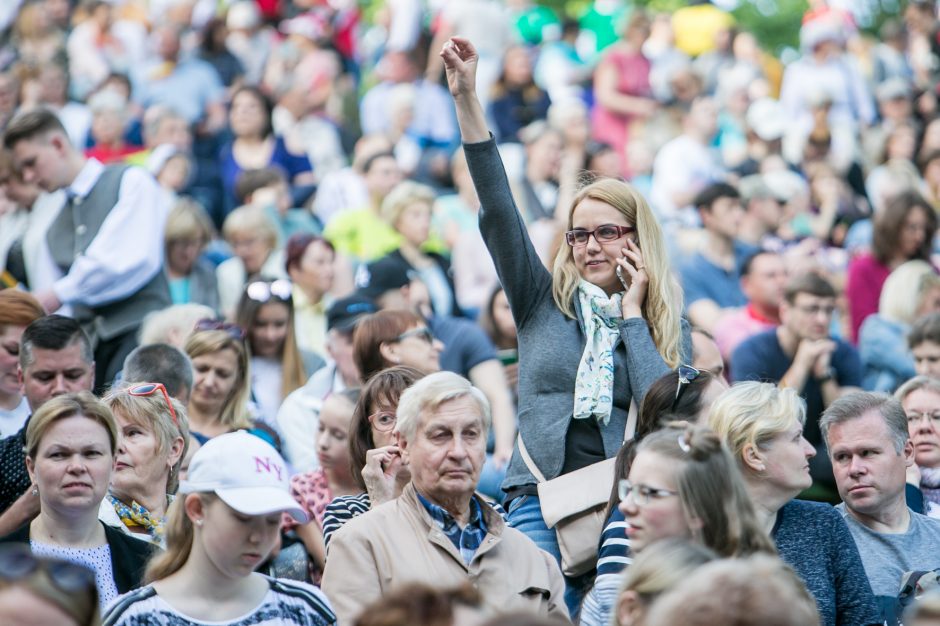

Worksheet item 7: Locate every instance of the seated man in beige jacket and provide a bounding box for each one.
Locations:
[321,371,568,624]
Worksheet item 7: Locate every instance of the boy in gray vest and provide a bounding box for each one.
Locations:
[4,108,171,393]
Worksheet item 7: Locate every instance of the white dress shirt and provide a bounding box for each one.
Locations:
[50,159,168,308]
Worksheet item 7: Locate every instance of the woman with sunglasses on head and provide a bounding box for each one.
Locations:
[707,381,881,626]
[352,310,443,382]
[102,431,336,626]
[0,393,153,613]
[282,388,360,579]
[0,544,100,626]
[234,278,325,427]
[443,37,688,606]
[99,383,190,548]
[321,367,424,549]
[581,365,728,625]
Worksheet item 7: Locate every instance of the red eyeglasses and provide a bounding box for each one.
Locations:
[127,382,179,430]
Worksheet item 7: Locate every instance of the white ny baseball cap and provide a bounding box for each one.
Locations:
[178,431,307,522]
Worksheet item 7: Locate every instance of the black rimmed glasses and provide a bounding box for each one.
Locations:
[246,279,293,303]
[194,318,247,340]
[127,382,179,430]
[564,224,636,247]
[618,479,678,505]
[672,364,701,410]
[395,327,435,344]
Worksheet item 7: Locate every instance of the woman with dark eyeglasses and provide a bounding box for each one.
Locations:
[443,37,689,612]
[99,383,190,549]
[321,367,423,548]
[352,310,444,382]
[708,381,881,626]
[234,278,325,426]
[0,544,99,626]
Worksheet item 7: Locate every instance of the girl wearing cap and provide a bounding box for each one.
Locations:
[102,431,336,625]
[234,278,324,426]
[443,37,688,606]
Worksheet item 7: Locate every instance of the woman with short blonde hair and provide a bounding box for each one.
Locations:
[2,393,152,612]
[216,205,286,317]
[100,384,190,546]
[707,381,881,626]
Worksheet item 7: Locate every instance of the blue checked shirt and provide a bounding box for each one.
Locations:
[417,492,488,565]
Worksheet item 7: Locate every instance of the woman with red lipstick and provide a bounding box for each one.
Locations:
[708,381,881,626]
[99,384,190,548]
[444,37,688,609]
[284,388,361,577]
[896,376,940,519]
[0,393,153,613]
[103,431,336,625]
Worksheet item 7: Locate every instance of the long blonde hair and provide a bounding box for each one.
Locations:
[552,178,684,368]
[183,330,253,430]
[144,494,210,583]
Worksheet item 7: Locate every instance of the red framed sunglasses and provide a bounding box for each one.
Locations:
[128,382,179,430]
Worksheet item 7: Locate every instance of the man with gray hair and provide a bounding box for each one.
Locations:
[322,371,567,625]
[122,343,194,404]
[821,391,940,625]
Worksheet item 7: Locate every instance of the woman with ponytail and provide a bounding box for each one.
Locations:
[103,431,336,625]
[442,37,689,609]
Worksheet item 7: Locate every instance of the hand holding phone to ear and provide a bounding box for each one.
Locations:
[618,239,648,319]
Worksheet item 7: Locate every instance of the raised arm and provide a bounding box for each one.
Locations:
[441,38,489,143]
[442,37,552,327]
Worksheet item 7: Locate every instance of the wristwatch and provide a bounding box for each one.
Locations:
[817,367,836,383]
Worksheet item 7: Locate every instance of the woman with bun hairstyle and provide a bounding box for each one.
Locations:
[442,37,689,606]
[102,431,336,625]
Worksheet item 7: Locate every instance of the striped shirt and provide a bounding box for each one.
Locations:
[580,507,634,626]
[102,575,336,626]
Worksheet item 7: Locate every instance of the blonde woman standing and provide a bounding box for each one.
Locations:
[443,37,688,610]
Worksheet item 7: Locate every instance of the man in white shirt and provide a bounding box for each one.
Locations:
[4,108,171,394]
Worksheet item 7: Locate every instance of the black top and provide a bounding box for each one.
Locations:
[0,520,157,594]
[0,422,30,515]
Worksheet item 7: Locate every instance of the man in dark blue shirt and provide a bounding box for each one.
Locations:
[679,182,757,334]
[732,272,862,494]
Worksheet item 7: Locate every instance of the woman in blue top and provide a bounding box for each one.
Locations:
[443,37,688,609]
[708,381,882,626]
[219,86,314,216]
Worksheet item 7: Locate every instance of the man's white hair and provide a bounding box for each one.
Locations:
[394,371,491,442]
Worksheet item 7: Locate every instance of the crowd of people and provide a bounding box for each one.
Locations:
[5,0,940,625]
